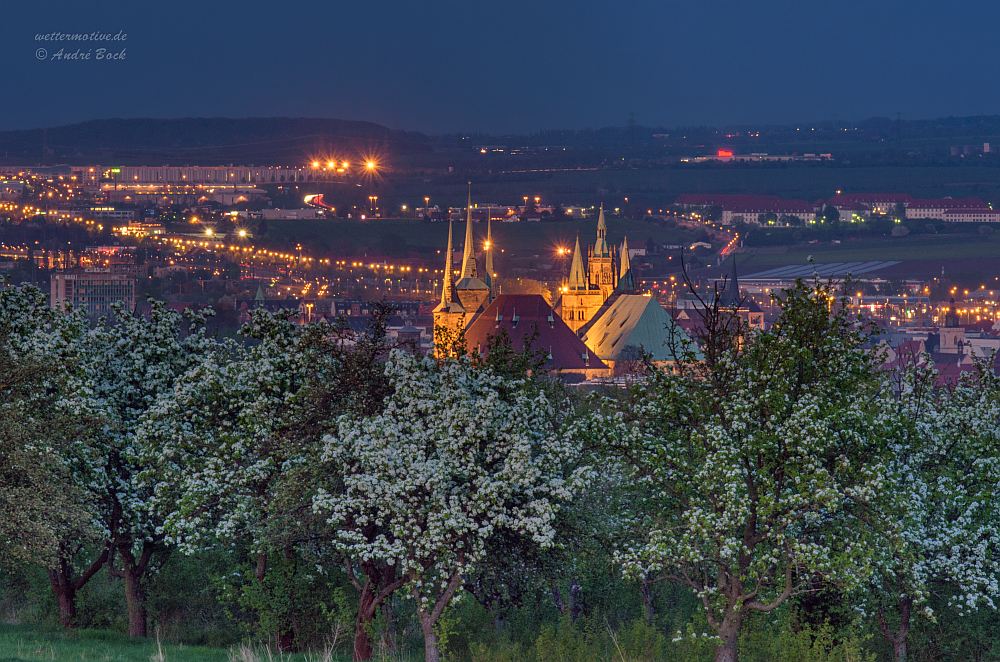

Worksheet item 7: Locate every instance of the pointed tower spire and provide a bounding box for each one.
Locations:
[594,204,609,257]
[720,258,740,307]
[484,214,496,302]
[617,236,635,292]
[567,234,587,290]
[460,182,479,280]
[434,217,463,312]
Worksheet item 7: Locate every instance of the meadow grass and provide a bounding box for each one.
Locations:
[0,625,347,662]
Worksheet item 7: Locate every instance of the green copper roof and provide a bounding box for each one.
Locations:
[580,294,697,362]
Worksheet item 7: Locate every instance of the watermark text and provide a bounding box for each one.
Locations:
[35,31,127,42]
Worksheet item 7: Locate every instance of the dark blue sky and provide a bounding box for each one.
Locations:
[5,0,999,135]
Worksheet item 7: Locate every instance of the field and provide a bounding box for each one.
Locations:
[739,232,1000,266]
[263,216,698,258]
[723,232,1000,285]
[0,624,337,662]
[388,165,1000,209]
[280,164,1000,229]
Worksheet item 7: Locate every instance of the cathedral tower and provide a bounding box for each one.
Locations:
[454,185,490,314]
[556,206,618,333]
[587,205,616,299]
[484,215,497,303]
[433,217,465,352]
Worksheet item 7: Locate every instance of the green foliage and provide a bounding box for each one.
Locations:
[738,608,875,662]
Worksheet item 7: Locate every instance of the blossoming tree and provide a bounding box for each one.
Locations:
[0,284,105,626]
[596,280,891,662]
[66,301,218,637]
[314,351,587,662]
[868,359,1000,662]
[140,306,398,655]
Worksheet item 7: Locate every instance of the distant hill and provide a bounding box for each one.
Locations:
[0,117,431,166]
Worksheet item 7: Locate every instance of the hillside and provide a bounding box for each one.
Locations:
[0,117,431,165]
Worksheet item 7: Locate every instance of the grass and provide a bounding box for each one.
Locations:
[0,625,345,662]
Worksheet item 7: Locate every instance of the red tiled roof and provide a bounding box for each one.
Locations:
[839,193,913,204]
[907,197,986,209]
[824,196,868,210]
[726,200,816,214]
[675,194,780,206]
[943,208,997,215]
[965,320,999,334]
[463,295,607,372]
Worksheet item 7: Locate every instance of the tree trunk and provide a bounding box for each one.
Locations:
[568,583,583,623]
[640,574,655,625]
[123,566,148,638]
[353,581,377,662]
[877,598,911,662]
[277,629,296,652]
[382,597,397,651]
[113,541,157,638]
[894,638,908,662]
[551,585,566,615]
[410,570,462,662]
[714,636,738,662]
[48,565,76,628]
[48,544,109,628]
[714,615,742,662]
[255,552,267,582]
[419,616,441,662]
[352,561,406,661]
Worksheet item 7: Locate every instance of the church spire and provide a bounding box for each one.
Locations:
[567,234,587,290]
[434,217,463,312]
[594,204,609,257]
[617,236,635,292]
[719,258,741,307]
[484,214,496,302]
[460,183,479,280]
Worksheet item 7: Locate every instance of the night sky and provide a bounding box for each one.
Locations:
[5,0,999,135]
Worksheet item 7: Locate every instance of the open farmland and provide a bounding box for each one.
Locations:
[261,215,702,257]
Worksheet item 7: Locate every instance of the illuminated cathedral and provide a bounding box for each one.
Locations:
[432,189,497,342]
[555,205,638,333]
[432,198,691,376]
